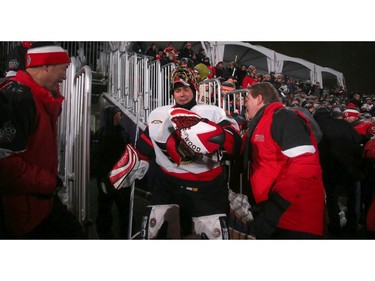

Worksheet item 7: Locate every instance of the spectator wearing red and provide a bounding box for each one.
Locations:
[241,65,259,88]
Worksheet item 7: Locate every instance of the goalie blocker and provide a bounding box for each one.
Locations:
[109,144,149,189]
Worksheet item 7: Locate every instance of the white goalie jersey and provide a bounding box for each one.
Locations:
[147,104,239,181]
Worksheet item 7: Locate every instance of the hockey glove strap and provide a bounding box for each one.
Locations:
[248,191,291,239]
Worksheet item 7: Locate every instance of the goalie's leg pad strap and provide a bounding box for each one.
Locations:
[192,214,230,240]
[140,204,181,239]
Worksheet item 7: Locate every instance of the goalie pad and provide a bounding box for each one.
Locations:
[169,108,225,155]
[192,214,230,240]
[140,204,181,239]
[109,144,149,189]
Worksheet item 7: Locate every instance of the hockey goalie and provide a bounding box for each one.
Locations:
[109,67,242,239]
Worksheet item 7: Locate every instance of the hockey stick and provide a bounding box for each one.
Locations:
[128,92,143,239]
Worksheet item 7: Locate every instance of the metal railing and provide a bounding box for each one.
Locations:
[58,57,92,226]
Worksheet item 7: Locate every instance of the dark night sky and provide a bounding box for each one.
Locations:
[252,42,375,95]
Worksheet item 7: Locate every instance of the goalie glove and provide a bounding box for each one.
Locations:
[168,108,225,155]
[109,144,149,189]
[166,131,197,165]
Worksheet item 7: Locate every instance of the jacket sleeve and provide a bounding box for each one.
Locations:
[0,155,56,195]
[135,127,155,160]
[270,109,321,204]
[0,82,36,158]
[0,82,56,195]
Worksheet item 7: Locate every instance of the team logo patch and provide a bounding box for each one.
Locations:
[0,121,16,143]
[8,59,19,70]
[254,134,265,142]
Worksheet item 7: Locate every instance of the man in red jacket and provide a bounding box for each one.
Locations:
[0,42,84,239]
[243,82,325,239]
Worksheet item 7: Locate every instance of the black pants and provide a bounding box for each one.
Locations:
[9,195,85,239]
[96,179,131,239]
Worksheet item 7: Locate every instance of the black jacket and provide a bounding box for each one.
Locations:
[314,109,364,184]
[92,106,130,179]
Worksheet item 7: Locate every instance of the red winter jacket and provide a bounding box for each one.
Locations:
[247,102,325,236]
[0,71,63,236]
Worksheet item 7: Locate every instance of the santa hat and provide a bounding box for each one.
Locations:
[343,107,360,118]
[26,43,70,68]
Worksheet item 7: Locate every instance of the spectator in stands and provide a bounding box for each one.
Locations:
[243,82,325,239]
[92,105,132,239]
[194,63,212,104]
[312,81,322,99]
[241,65,259,89]
[231,94,248,132]
[237,65,247,87]
[262,73,272,83]
[0,42,84,239]
[179,57,195,70]
[145,43,157,60]
[343,103,375,144]
[314,107,364,238]
[272,73,285,92]
[221,80,236,114]
[110,67,242,239]
[155,48,169,66]
[361,97,373,114]
[215,61,224,79]
[164,42,179,64]
[203,57,216,79]
[350,93,363,109]
[179,42,196,62]
[221,61,239,87]
[132,42,146,55]
[194,47,206,65]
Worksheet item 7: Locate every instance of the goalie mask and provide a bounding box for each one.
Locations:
[171,67,198,96]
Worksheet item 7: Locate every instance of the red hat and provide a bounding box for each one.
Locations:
[346,103,358,110]
[343,107,360,118]
[26,45,70,68]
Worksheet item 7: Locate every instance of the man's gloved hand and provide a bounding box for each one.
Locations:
[247,192,291,239]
